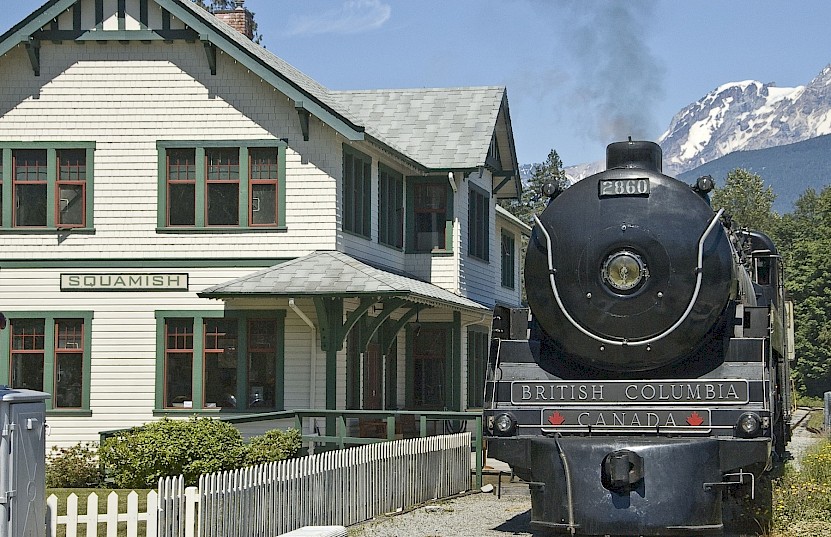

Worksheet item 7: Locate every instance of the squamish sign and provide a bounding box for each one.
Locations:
[61,273,189,291]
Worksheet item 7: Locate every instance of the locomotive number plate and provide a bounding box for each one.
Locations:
[599,178,650,197]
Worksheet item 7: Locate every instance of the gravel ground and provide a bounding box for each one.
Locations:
[348,491,537,537]
[348,409,825,537]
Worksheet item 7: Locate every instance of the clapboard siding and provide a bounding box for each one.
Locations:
[0,42,338,259]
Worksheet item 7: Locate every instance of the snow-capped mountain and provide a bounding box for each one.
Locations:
[532,64,831,192]
[659,64,831,175]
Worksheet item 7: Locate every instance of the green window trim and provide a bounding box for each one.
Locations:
[342,145,372,239]
[156,140,287,231]
[466,327,489,409]
[406,176,454,254]
[0,142,96,232]
[0,310,93,413]
[501,230,516,289]
[154,309,286,413]
[468,184,490,262]
[378,163,404,249]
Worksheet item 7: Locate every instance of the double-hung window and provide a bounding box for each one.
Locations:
[468,185,490,261]
[408,177,453,253]
[342,145,371,238]
[1,312,93,414]
[157,311,285,412]
[0,143,95,230]
[378,164,403,248]
[466,328,489,408]
[158,141,286,230]
[501,231,516,289]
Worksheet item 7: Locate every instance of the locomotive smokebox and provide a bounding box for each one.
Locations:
[525,140,734,372]
[606,140,662,173]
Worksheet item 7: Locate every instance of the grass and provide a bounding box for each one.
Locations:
[768,438,831,537]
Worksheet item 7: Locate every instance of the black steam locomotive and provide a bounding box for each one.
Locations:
[484,140,794,536]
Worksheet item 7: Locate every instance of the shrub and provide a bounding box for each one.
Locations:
[46,442,102,488]
[99,417,245,488]
[244,428,302,466]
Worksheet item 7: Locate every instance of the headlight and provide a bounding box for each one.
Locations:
[602,250,648,292]
[493,413,516,436]
[736,412,761,438]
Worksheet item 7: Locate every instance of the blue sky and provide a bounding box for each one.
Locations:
[2,1,831,167]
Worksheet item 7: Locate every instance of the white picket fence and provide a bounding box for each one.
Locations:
[46,432,471,537]
[46,489,159,537]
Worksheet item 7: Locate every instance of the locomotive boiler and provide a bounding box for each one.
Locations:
[484,140,793,536]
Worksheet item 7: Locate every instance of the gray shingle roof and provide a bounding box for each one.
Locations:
[199,251,489,312]
[331,87,507,170]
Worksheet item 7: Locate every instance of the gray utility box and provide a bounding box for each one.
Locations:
[0,387,49,537]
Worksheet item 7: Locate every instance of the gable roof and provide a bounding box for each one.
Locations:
[330,87,509,171]
[199,250,489,313]
[1,0,519,190]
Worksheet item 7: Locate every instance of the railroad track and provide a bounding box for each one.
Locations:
[790,406,814,431]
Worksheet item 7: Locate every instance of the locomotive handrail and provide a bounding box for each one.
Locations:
[533,208,725,347]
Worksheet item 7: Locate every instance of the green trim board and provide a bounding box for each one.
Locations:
[0,258,291,269]
[0,310,93,412]
[154,309,286,413]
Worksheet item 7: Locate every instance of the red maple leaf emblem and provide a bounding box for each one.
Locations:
[686,411,705,426]
[548,411,566,426]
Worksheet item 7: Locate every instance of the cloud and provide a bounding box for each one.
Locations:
[286,0,392,36]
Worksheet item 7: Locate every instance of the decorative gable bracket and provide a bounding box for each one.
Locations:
[201,35,217,75]
[24,37,40,76]
[295,101,311,141]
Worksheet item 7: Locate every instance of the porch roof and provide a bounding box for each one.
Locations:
[198,251,490,313]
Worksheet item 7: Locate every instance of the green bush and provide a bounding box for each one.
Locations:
[244,428,302,466]
[46,442,102,488]
[99,417,245,488]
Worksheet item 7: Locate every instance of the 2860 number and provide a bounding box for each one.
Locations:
[599,178,650,197]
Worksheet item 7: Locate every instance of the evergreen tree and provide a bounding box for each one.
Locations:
[773,186,831,396]
[710,168,778,233]
[502,149,569,227]
[500,149,568,303]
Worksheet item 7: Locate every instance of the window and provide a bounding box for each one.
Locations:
[378,164,403,248]
[0,144,94,230]
[206,148,240,226]
[343,145,371,238]
[501,231,516,289]
[411,327,447,410]
[250,148,280,226]
[409,178,453,252]
[467,329,489,408]
[468,186,489,261]
[157,312,285,412]
[0,312,92,414]
[14,149,47,227]
[158,140,286,230]
[57,149,88,227]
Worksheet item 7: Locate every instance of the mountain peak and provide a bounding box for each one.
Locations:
[655,66,830,175]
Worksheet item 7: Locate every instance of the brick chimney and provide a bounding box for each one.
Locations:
[214,0,255,40]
